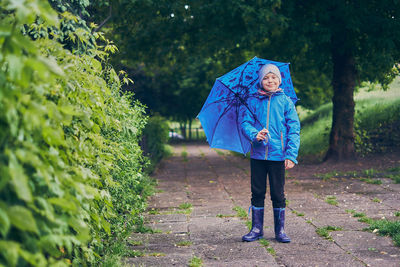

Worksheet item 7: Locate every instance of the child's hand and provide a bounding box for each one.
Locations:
[256,129,269,142]
[285,159,295,169]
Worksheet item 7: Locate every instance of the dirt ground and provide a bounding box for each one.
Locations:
[126,143,400,267]
[293,149,400,179]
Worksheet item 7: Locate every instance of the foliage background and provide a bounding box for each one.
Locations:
[0,0,154,265]
[299,82,400,161]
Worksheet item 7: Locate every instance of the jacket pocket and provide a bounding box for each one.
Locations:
[280,131,284,153]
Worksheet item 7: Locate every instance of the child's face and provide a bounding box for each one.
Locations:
[261,73,280,92]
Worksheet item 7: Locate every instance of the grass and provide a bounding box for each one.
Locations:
[148,208,161,215]
[353,212,366,217]
[175,202,193,214]
[372,197,382,203]
[181,150,188,162]
[347,208,400,246]
[315,170,350,180]
[259,238,276,256]
[386,167,400,184]
[363,168,377,178]
[314,166,400,187]
[395,211,400,217]
[358,217,373,223]
[325,195,338,206]
[368,219,400,246]
[233,206,249,220]
[127,240,143,246]
[245,220,252,230]
[175,241,192,247]
[291,210,305,217]
[316,225,343,241]
[147,252,166,257]
[164,144,174,158]
[179,202,193,209]
[230,150,250,159]
[125,250,146,257]
[299,81,400,159]
[360,178,382,185]
[189,256,203,267]
[348,211,374,224]
[149,203,193,216]
[213,149,226,156]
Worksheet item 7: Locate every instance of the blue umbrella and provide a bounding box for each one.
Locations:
[197,56,297,154]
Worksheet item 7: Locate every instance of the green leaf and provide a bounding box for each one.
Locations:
[7,205,38,234]
[0,207,10,237]
[34,197,55,221]
[37,55,64,76]
[8,151,32,202]
[38,235,63,257]
[48,260,69,267]
[58,104,81,116]
[19,249,47,267]
[42,126,66,146]
[5,54,24,81]
[101,217,111,235]
[48,197,77,212]
[0,241,20,267]
[37,0,59,26]
[68,218,90,243]
[0,165,10,191]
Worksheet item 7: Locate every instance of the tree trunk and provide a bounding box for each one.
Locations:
[180,122,187,139]
[188,119,192,140]
[324,49,357,161]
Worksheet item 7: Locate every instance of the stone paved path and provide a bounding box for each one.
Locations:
[126,144,400,267]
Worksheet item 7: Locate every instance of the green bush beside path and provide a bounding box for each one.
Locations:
[0,2,154,266]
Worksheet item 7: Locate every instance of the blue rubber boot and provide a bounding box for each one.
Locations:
[273,208,291,243]
[242,206,264,242]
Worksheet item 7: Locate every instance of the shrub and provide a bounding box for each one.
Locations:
[141,115,170,171]
[0,2,152,265]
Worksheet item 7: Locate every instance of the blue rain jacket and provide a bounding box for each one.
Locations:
[240,91,300,164]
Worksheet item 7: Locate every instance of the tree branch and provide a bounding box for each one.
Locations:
[94,5,112,32]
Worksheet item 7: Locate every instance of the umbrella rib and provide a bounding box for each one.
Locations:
[237,60,253,87]
[208,99,235,145]
[236,60,260,95]
[215,85,265,129]
[200,95,237,111]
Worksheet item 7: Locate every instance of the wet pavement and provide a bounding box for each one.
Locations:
[126,143,400,267]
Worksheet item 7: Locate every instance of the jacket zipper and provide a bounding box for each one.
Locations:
[265,95,271,160]
[281,131,284,152]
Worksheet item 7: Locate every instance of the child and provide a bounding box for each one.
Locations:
[240,63,300,243]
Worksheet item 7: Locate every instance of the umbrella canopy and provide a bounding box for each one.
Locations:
[197,57,297,154]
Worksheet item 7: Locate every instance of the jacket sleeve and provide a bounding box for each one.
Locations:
[284,100,301,164]
[239,104,259,143]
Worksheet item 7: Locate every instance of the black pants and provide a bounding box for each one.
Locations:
[250,159,286,208]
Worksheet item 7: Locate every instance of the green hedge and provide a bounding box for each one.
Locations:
[141,116,170,172]
[0,2,152,266]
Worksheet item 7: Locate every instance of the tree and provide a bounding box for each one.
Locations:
[87,0,283,125]
[90,1,400,160]
[271,0,400,161]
